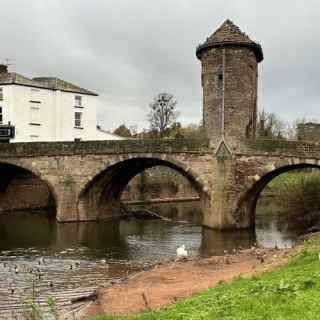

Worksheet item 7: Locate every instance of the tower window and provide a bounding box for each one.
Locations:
[0,88,3,101]
[218,74,223,81]
[0,107,3,123]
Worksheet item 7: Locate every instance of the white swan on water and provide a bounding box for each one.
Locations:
[177,245,188,259]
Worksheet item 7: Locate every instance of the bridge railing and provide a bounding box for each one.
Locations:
[240,138,320,158]
[0,139,210,158]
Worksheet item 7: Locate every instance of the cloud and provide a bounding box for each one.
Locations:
[1,0,320,131]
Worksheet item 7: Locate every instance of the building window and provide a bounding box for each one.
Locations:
[74,138,82,142]
[75,111,82,128]
[30,134,39,141]
[0,107,3,123]
[0,88,3,101]
[29,106,41,126]
[30,88,41,103]
[75,95,82,108]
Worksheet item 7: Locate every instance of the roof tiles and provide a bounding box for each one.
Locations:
[196,19,263,62]
[0,73,98,96]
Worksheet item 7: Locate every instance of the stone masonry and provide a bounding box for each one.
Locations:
[121,167,197,202]
[1,20,320,230]
[297,122,320,142]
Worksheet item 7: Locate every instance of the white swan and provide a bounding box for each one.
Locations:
[177,245,188,259]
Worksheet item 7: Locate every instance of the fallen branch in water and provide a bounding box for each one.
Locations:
[120,203,171,221]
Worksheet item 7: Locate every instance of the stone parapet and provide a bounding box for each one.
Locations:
[239,139,320,159]
[0,139,210,158]
[297,123,320,142]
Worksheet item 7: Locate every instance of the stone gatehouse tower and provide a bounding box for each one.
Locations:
[196,19,263,153]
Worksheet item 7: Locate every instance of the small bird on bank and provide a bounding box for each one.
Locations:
[177,245,188,259]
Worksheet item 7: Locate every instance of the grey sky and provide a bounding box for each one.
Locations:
[1,0,319,131]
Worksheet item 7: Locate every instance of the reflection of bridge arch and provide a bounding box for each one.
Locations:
[0,161,57,214]
[236,162,320,228]
[77,154,208,221]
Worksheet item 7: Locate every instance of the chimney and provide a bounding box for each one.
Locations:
[0,64,8,74]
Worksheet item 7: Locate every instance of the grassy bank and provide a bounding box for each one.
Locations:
[91,238,320,320]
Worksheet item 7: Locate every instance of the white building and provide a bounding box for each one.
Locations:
[0,64,123,142]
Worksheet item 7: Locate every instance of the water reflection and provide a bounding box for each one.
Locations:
[201,228,255,255]
[255,198,317,249]
[0,200,315,316]
[0,201,313,259]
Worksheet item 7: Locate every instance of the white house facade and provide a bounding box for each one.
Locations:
[0,64,123,142]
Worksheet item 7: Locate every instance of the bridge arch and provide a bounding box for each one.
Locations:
[77,154,207,221]
[236,161,320,228]
[0,160,57,214]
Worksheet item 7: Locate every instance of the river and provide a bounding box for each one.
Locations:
[0,200,314,318]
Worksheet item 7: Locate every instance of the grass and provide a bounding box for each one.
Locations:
[90,237,320,320]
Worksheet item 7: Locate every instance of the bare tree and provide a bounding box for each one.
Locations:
[257,110,286,139]
[147,93,179,138]
[257,110,316,140]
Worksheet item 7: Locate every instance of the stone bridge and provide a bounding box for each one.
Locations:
[1,20,318,230]
[1,138,320,230]
[0,139,212,222]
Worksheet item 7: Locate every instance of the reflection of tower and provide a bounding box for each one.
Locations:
[196,19,263,154]
[200,227,255,255]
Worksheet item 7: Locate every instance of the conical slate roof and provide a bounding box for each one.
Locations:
[196,19,263,62]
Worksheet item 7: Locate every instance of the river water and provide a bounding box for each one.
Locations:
[0,201,314,317]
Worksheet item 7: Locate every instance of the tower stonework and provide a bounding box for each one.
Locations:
[195,20,264,229]
[196,19,263,152]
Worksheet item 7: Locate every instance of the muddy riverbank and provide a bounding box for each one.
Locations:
[78,245,300,319]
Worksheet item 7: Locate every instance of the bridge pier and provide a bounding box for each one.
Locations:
[202,157,253,230]
[55,176,79,222]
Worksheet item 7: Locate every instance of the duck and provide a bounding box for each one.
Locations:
[177,245,188,259]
